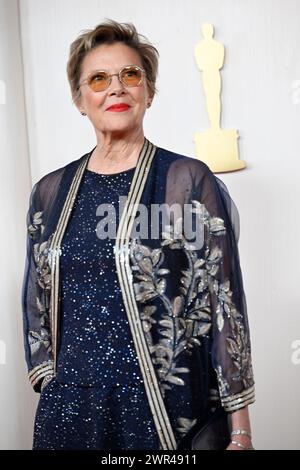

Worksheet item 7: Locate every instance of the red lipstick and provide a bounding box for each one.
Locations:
[106,104,130,112]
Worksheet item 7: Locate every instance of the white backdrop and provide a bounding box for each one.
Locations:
[1,0,299,449]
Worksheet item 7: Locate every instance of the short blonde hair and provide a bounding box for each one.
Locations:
[67,19,159,103]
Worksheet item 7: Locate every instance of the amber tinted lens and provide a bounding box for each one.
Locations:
[88,72,110,91]
[120,67,143,86]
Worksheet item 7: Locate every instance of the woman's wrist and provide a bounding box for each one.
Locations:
[230,439,255,450]
[230,429,254,449]
[231,428,252,439]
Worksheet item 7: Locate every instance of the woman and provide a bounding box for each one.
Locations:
[22,19,255,450]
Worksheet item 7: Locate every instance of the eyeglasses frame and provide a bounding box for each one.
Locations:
[78,64,146,92]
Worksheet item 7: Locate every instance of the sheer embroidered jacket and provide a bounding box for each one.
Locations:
[21,138,255,450]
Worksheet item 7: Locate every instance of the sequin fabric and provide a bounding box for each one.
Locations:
[33,167,160,450]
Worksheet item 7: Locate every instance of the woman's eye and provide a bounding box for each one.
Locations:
[126,71,137,77]
[92,74,106,82]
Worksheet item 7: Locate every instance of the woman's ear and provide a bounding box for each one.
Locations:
[147,94,154,108]
[73,96,86,116]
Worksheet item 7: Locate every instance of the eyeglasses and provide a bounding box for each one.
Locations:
[79,65,145,92]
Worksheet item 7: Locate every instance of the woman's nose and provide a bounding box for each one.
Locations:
[108,74,125,94]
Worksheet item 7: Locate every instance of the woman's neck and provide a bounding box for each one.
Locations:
[88,132,145,174]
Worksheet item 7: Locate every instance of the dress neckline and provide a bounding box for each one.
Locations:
[85,166,136,177]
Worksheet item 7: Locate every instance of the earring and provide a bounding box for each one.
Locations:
[147,102,151,108]
[81,111,86,116]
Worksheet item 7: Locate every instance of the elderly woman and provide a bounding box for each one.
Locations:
[22,19,255,451]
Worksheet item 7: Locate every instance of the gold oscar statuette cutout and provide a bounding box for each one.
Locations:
[194,23,246,173]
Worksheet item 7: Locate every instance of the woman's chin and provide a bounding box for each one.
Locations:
[101,123,136,135]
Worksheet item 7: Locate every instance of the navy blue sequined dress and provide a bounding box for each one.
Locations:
[33,167,161,450]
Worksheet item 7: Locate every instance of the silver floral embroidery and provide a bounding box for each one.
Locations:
[176,416,197,438]
[226,318,254,387]
[28,328,51,355]
[33,236,53,291]
[130,209,214,397]
[191,201,254,391]
[129,200,254,438]
[28,210,44,238]
[216,365,230,396]
[28,211,53,357]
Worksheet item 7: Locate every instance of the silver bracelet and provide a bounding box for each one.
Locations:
[231,440,254,450]
[231,429,252,439]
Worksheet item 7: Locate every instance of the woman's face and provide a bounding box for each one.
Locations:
[76,42,152,137]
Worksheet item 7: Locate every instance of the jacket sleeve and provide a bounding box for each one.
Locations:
[21,181,54,393]
[199,167,255,412]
